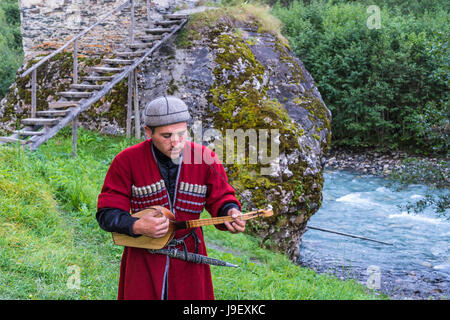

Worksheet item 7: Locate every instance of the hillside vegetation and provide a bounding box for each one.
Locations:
[0,0,23,99]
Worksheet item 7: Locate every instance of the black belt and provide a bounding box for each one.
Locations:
[167,228,201,261]
[147,228,238,268]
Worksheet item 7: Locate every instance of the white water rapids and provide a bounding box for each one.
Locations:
[299,169,449,299]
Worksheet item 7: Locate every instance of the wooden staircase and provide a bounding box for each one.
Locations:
[0,1,188,152]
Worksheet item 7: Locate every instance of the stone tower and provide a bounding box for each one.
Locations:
[18,0,195,57]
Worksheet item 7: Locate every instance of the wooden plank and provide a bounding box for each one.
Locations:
[22,118,59,126]
[137,35,163,41]
[36,110,71,117]
[48,101,79,109]
[155,20,180,26]
[70,84,104,90]
[114,50,147,57]
[0,136,29,145]
[14,130,45,136]
[164,14,189,20]
[81,76,114,82]
[144,28,173,34]
[128,42,153,49]
[102,58,134,65]
[57,91,92,98]
[91,66,124,73]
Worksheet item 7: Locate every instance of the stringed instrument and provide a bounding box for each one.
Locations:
[112,205,273,249]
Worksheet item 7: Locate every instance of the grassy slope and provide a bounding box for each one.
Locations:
[0,129,384,299]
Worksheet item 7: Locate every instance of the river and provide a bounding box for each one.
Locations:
[298,169,450,300]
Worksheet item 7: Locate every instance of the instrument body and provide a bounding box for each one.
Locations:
[112,205,273,249]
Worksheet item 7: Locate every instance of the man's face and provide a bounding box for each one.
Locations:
[145,122,188,159]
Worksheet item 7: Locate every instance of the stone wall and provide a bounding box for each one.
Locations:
[19,0,194,58]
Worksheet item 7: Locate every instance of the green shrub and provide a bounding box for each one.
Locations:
[0,0,23,99]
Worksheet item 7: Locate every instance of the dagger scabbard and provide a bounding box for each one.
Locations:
[147,248,239,268]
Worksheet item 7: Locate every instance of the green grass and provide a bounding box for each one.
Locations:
[0,128,385,299]
[204,220,383,299]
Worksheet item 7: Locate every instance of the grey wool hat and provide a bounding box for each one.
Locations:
[144,96,191,127]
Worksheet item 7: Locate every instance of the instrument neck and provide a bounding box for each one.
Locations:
[173,210,262,230]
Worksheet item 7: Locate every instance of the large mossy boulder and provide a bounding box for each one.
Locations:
[140,5,331,259]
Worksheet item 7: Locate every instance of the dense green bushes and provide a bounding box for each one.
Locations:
[0,0,23,99]
[271,0,449,155]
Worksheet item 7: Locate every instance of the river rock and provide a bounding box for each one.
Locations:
[421,261,433,268]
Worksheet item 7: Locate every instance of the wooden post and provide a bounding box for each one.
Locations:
[72,116,78,158]
[126,72,133,138]
[147,0,151,27]
[129,0,135,44]
[73,38,78,84]
[134,70,140,139]
[31,69,37,118]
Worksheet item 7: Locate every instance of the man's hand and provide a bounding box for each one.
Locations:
[224,208,246,234]
[132,208,170,238]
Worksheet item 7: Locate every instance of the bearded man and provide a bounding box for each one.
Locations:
[96,96,245,300]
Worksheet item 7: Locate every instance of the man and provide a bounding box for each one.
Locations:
[96,95,245,300]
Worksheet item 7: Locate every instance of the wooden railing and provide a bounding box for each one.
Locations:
[27,18,187,151]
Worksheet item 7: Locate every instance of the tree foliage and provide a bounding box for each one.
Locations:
[0,0,23,99]
[271,0,449,155]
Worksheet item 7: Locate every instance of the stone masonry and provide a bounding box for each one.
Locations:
[19,0,198,58]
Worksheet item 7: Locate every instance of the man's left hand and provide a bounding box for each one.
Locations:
[224,208,246,234]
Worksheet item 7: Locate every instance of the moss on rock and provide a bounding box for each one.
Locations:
[0,52,74,132]
[0,51,128,135]
[195,17,326,258]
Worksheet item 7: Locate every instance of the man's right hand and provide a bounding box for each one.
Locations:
[132,209,170,238]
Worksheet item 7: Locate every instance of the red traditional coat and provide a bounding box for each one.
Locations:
[97,139,240,300]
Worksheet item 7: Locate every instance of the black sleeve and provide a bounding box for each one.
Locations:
[218,202,240,217]
[96,207,140,237]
